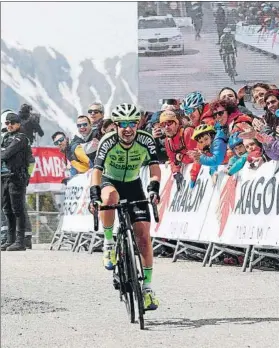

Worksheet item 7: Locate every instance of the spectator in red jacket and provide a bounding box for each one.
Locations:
[159,110,201,190]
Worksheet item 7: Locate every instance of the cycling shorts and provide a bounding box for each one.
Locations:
[101,176,151,224]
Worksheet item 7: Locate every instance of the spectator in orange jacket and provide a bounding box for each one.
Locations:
[159,110,201,190]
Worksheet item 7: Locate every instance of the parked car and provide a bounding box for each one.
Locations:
[138,14,184,56]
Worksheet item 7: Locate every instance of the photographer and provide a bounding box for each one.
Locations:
[1,111,31,251]
[19,103,44,145]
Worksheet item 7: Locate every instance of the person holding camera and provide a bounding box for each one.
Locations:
[19,103,44,145]
[1,111,31,251]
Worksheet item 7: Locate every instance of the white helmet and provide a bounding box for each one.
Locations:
[111,103,141,122]
[1,109,15,132]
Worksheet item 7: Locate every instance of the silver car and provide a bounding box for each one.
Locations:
[138,15,184,56]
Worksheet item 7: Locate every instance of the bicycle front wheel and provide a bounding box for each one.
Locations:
[115,231,135,323]
[126,229,145,330]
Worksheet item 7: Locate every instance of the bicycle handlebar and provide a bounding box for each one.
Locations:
[93,199,159,232]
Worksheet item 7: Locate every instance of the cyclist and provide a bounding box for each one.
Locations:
[219,27,238,76]
[89,103,161,311]
[190,2,203,40]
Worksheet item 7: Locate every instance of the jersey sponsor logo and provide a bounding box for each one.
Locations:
[98,137,117,160]
[137,134,156,154]
[109,161,138,171]
[118,156,125,163]
[130,155,141,162]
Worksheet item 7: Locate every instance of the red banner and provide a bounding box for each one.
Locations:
[27,147,67,193]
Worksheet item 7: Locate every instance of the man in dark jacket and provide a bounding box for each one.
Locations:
[18,104,44,145]
[1,112,31,251]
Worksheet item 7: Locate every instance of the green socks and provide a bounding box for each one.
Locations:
[143,267,153,286]
[104,225,114,245]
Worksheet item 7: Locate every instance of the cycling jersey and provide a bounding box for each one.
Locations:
[94,130,159,182]
[220,33,236,52]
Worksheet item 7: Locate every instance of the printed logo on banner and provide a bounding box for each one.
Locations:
[216,176,237,236]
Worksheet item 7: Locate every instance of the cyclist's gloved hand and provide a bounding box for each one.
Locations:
[174,172,184,191]
[147,180,160,204]
[88,185,102,214]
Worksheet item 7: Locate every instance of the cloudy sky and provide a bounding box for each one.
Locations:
[1,2,138,62]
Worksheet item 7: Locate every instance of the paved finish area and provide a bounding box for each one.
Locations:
[139,9,279,112]
[1,245,279,348]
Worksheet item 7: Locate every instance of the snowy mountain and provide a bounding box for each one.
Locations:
[1,39,138,145]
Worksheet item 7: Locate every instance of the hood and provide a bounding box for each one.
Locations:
[139,27,181,40]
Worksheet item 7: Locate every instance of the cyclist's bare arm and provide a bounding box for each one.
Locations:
[91,168,103,187]
[149,164,161,183]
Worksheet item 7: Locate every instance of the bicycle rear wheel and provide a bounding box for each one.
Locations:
[114,231,135,323]
[126,229,145,330]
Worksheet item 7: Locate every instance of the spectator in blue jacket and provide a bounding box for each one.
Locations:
[225,132,248,176]
[188,123,228,176]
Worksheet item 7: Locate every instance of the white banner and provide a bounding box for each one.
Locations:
[61,162,279,247]
[235,23,279,56]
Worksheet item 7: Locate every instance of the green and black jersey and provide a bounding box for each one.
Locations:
[94,130,159,182]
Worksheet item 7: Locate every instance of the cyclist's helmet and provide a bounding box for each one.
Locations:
[192,124,216,141]
[181,91,205,115]
[111,103,141,122]
[228,132,244,150]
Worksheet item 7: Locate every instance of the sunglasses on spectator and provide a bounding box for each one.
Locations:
[117,121,138,129]
[77,122,89,128]
[161,120,175,127]
[5,121,17,125]
[88,109,101,114]
[54,136,65,145]
[212,110,225,118]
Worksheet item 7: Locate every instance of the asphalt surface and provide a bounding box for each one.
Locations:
[1,245,279,348]
[139,25,279,113]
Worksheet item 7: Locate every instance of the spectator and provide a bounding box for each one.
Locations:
[210,99,253,135]
[87,102,105,138]
[181,91,213,127]
[188,123,228,177]
[159,110,201,190]
[225,132,248,176]
[52,131,91,176]
[218,87,254,117]
[243,138,268,169]
[101,119,116,135]
[18,103,44,145]
[251,82,272,109]
[71,115,100,163]
[214,3,227,44]
[146,111,168,163]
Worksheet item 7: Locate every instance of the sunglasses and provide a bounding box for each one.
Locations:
[184,107,195,115]
[5,121,17,125]
[88,109,101,115]
[212,110,225,118]
[117,121,138,129]
[54,136,65,146]
[77,122,89,128]
[161,120,175,127]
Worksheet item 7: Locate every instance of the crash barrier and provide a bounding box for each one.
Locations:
[52,161,279,270]
[235,22,279,56]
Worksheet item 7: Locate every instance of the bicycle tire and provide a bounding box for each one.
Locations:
[114,231,135,323]
[126,229,145,330]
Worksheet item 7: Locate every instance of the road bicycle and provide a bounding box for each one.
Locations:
[93,198,159,330]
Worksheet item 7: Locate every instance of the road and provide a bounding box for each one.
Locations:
[2,245,279,348]
[139,25,279,113]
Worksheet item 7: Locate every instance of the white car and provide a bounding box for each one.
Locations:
[138,15,184,56]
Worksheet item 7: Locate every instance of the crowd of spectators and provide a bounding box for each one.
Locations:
[54,82,279,194]
[226,2,279,32]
